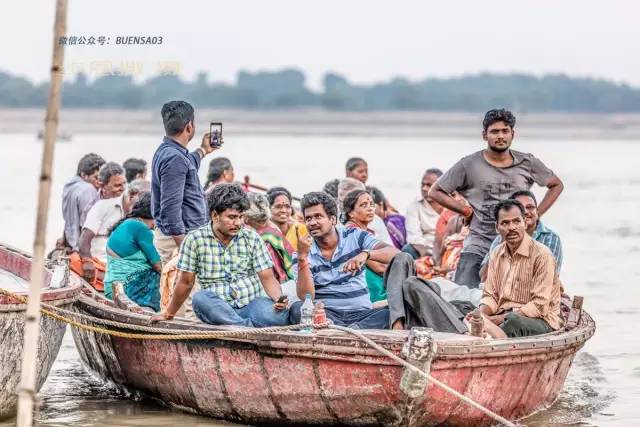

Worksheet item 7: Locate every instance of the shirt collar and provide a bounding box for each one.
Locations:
[163,135,188,154]
[310,226,343,258]
[499,233,533,258]
[533,220,550,239]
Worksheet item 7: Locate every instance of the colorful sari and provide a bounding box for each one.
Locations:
[257,225,295,283]
[104,252,160,311]
[384,214,407,249]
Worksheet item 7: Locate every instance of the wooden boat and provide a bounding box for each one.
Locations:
[0,244,83,420]
[71,288,595,426]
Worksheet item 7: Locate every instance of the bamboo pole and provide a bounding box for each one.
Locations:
[16,0,67,425]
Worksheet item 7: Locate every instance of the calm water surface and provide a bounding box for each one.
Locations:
[0,132,638,426]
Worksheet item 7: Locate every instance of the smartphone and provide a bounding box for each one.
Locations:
[277,295,288,304]
[209,122,223,148]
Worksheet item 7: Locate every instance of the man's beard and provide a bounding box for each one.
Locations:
[489,143,510,153]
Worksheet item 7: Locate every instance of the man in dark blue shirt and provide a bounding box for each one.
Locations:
[152,100,222,263]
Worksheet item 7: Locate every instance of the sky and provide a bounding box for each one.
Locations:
[2,0,639,90]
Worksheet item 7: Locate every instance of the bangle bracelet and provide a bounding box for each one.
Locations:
[462,206,473,218]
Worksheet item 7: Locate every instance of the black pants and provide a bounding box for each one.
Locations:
[402,277,468,334]
[500,312,553,337]
[454,252,484,289]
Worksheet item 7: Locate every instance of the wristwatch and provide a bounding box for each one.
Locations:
[362,249,371,261]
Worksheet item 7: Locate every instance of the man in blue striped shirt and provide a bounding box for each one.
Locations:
[289,192,414,329]
[479,190,563,282]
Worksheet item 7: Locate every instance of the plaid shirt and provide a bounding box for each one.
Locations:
[177,223,273,308]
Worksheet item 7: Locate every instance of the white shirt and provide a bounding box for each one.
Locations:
[82,194,125,261]
[369,215,394,246]
[405,197,439,252]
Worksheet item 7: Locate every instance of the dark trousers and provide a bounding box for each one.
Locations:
[401,244,421,260]
[454,252,484,288]
[289,302,389,329]
[402,277,468,334]
[500,312,553,337]
[383,252,417,327]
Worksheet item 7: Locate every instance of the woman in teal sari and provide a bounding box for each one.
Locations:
[104,192,162,311]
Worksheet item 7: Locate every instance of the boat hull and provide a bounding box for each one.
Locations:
[71,293,595,426]
[0,244,82,420]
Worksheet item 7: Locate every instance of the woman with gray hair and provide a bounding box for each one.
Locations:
[245,193,295,285]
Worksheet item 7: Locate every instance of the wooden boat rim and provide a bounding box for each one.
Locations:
[76,285,595,360]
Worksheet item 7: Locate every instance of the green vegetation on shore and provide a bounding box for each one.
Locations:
[1,68,639,112]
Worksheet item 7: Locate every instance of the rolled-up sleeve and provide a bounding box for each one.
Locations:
[159,159,188,236]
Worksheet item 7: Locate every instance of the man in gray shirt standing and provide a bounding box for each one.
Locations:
[429,109,564,288]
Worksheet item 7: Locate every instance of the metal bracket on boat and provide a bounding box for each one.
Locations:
[399,327,437,398]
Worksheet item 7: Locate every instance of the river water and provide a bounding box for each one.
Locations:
[0,130,638,426]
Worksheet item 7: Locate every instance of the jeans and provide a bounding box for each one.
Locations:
[192,290,290,327]
[454,252,484,289]
[289,301,389,329]
[500,312,553,337]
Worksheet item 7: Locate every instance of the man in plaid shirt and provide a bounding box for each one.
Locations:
[151,184,290,326]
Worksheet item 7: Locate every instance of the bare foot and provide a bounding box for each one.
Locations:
[391,319,405,330]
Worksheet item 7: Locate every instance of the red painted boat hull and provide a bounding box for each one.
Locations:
[71,291,595,426]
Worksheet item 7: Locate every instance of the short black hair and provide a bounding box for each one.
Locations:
[301,191,338,219]
[483,109,516,132]
[345,157,367,173]
[122,158,147,183]
[494,199,525,222]
[341,189,370,224]
[424,168,443,178]
[322,179,340,199]
[509,190,537,206]
[207,157,233,184]
[266,186,292,206]
[98,162,124,185]
[76,153,105,176]
[207,183,249,216]
[161,100,194,135]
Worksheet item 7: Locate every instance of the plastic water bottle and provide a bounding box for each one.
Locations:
[300,293,314,333]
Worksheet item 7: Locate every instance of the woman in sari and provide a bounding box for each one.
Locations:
[267,186,308,251]
[369,186,406,250]
[103,192,162,311]
[245,192,295,284]
[341,189,391,304]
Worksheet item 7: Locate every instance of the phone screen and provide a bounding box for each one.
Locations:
[209,122,223,147]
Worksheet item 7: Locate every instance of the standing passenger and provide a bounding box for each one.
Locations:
[429,109,563,288]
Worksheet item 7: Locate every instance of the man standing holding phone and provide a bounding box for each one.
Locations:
[151,100,223,262]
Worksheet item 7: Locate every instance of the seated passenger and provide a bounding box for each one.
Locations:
[338,178,394,246]
[322,178,340,199]
[479,199,563,337]
[341,189,390,304]
[402,168,444,260]
[267,186,308,251]
[150,184,290,327]
[244,192,295,284]
[369,186,406,250]
[479,190,563,282]
[123,158,148,183]
[204,157,234,193]
[71,163,130,290]
[104,192,162,311]
[289,192,415,329]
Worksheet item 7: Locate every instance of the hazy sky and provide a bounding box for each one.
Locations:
[3,0,639,90]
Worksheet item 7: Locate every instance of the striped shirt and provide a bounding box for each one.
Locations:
[482,234,562,330]
[482,221,563,273]
[177,224,273,308]
[293,226,379,311]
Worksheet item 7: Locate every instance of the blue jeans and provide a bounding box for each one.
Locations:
[289,301,389,329]
[192,290,290,327]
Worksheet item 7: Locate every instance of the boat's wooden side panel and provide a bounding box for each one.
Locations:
[71,318,585,427]
[0,309,69,420]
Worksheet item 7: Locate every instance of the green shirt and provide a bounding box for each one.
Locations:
[177,223,273,308]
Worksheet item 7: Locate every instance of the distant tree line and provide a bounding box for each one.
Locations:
[1,68,639,112]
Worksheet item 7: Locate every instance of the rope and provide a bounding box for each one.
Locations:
[1,287,516,425]
[327,325,517,427]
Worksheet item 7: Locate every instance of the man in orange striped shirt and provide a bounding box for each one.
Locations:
[480,199,562,337]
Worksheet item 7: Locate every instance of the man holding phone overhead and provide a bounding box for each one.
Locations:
[151,100,224,263]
